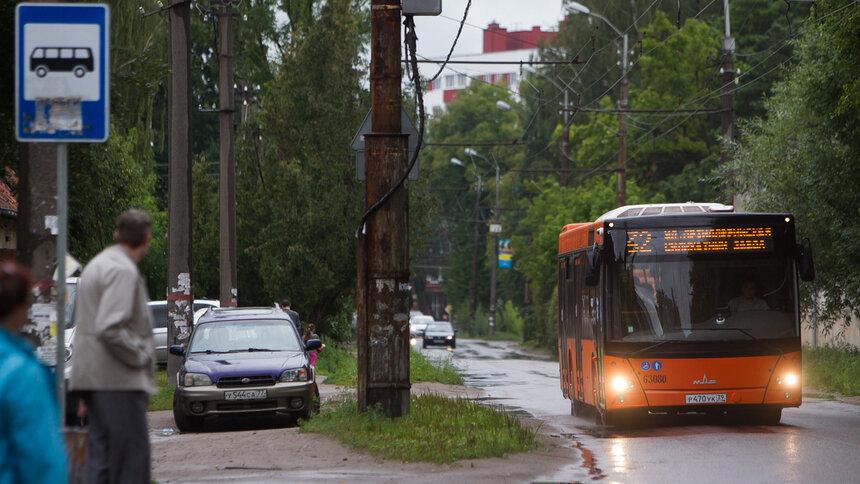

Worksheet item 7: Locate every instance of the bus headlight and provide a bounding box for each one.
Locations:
[784,373,798,385]
[611,377,629,392]
[410,337,417,346]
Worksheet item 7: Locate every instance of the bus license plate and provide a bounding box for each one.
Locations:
[685,393,726,404]
[224,390,267,401]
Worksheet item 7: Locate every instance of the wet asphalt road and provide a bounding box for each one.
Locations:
[420,339,860,484]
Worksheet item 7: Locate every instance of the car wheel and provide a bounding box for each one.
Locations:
[73,66,86,78]
[173,396,204,432]
[35,65,48,77]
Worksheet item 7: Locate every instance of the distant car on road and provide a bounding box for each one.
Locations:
[423,321,456,349]
[409,314,433,336]
[170,306,321,432]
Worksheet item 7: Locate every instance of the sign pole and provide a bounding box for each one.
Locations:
[55,142,67,426]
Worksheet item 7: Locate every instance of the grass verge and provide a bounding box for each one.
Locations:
[300,393,537,463]
[316,344,464,386]
[148,367,173,412]
[803,345,860,396]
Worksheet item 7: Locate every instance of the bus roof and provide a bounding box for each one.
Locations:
[596,202,733,221]
[559,202,735,256]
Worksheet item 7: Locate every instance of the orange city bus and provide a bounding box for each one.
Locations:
[557,203,815,425]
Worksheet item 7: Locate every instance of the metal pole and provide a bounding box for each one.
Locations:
[616,33,628,208]
[55,143,67,425]
[468,175,482,318]
[720,0,736,151]
[167,0,194,388]
[358,0,410,417]
[218,1,237,307]
[561,89,570,187]
[488,164,500,337]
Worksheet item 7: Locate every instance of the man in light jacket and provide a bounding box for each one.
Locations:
[70,210,155,484]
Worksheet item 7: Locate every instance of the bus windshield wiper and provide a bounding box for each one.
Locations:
[684,327,758,341]
[686,327,786,356]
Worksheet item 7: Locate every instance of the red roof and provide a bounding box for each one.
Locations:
[483,23,556,53]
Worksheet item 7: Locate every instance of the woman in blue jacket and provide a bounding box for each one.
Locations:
[0,263,67,484]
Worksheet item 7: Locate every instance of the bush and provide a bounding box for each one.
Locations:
[803,345,860,396]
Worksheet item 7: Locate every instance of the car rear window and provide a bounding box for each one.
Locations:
[150,304,168,329]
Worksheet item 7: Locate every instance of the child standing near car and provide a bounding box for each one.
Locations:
[303,323,324,366]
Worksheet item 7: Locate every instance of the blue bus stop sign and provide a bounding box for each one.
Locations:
[15,3,110,142]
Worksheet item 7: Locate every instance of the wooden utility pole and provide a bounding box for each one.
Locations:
[218,0,237,307]
[357,0,410,417]
[166,0,194,387]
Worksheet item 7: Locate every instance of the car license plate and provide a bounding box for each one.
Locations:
[224,390,267,401]
[685,393,726,404]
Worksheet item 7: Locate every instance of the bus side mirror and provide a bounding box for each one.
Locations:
[585,249,601,286]
[797,240,815,282]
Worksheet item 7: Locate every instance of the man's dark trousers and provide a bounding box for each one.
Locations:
[82,391,150,484]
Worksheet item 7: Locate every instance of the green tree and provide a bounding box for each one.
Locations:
[511,177,659,348]
[417,82,524,332]
[721,0,860,328]
[235,0,367,336]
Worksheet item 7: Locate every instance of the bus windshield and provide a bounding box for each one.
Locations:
[609,257,797,342]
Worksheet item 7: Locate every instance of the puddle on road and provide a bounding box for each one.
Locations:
[574,440,607,480]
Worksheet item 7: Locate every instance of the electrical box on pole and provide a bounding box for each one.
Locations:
[402,0,442,16]
[351,108,420,181]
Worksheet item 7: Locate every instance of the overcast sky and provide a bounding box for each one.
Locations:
[412,0,568,58]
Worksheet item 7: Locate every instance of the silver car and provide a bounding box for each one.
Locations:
[149,299,220,365]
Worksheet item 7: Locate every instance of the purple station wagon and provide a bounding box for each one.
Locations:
[170,306,321,432]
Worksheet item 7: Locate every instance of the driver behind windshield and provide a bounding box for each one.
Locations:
[728,280,769,314]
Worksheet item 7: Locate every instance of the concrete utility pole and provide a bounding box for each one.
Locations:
[561,88,570,187]
[488,162,500,337]
[721,0,742,211]
[567,3,627,207]
[218,0,237,307]
[167,0,194,387]
[720,0,736,147]
[356,0,410,417]
[468,173,482,318]
[616,33,629,208]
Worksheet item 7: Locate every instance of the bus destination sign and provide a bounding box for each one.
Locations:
[626,226,774,255]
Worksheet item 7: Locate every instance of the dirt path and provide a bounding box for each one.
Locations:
[149,381,581,483]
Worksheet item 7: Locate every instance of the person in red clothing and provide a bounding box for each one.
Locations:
[302,323,324,366]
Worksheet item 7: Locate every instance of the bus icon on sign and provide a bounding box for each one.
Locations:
[30,47,94,78]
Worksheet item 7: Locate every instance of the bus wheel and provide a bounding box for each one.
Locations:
[755,406,782,425]
[35,66,48,77]
[73,66,86,78]
[570,399,587,417]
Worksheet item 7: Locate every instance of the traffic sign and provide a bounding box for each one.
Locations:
[15,3,110,142]
[351,108,420,181]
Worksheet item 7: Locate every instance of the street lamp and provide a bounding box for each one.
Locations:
[567,2,629,207]
[463,148,501,338]
[522,65,577,187]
